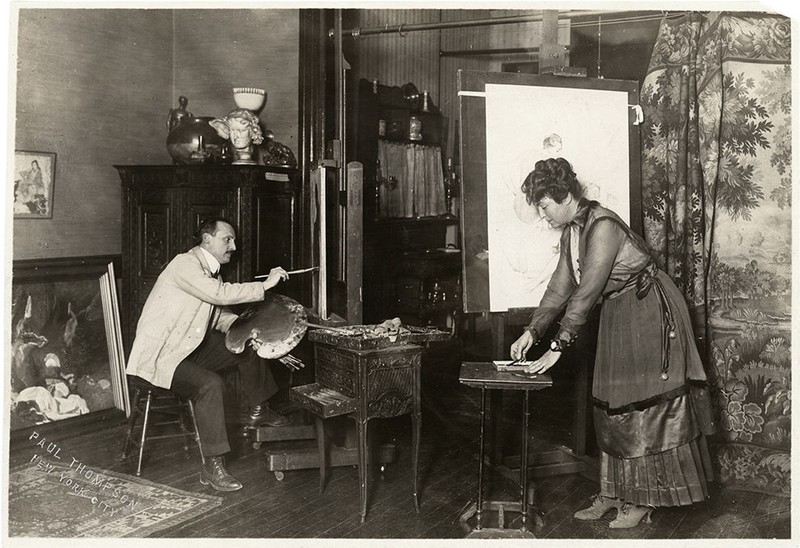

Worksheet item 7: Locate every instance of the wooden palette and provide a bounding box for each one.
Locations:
[225,292,308,359]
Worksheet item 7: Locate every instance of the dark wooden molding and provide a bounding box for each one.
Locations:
[13,255,122,284]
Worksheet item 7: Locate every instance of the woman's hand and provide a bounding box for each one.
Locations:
[524,350,562,375]
[261,266,288,290]
[510,330,534,361]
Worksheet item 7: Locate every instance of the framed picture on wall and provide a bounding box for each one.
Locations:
[9,256,130,434]
[13,150,56,219]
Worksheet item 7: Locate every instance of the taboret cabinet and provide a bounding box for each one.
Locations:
[116,165,303,352]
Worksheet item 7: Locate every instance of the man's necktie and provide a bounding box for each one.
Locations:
[207,271,221,336]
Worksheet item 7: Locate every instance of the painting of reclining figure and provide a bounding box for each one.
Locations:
[10,259,127,430]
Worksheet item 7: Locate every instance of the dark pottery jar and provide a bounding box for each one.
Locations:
[166,116,232,165]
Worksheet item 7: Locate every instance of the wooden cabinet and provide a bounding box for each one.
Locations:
[353,79,461,326]
[116,165,304,351]
[364,218,460,327]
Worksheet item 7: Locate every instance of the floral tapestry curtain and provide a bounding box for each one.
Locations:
[640,12,791,495]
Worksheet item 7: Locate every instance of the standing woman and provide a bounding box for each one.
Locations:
[510,158,715,529]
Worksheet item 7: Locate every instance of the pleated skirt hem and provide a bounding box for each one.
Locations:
[598,435,714,507]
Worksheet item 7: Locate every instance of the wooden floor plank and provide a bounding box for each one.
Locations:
[303,434,474,538]
[338,455,477,538]
[536,475,598,537]
[742,491,791,539]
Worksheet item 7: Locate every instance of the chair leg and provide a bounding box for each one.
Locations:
[136,391,153,477]
[176,398,191,453]
[316,416,326,494]
[121,387,142,460]
[186,398,205,465]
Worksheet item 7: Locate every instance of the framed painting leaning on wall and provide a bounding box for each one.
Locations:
[9,256,130,433]
[13,150,56,219]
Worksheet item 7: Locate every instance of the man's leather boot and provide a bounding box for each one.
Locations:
[240,403,289,427]
[199,455,243,492]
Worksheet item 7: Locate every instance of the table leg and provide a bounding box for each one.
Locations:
[476,387,487,530]
[489,390,504,464]
[573,355,589,456]
[411,411,421,512]
[316,416,326,494]
[358,418,369,523]
[520,390,530,532]
[490,314,506,465]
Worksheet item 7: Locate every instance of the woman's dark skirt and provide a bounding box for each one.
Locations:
[593,270,714,507]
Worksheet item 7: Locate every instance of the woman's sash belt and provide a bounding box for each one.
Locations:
[605,262,676,381]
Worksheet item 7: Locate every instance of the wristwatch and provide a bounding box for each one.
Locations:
[549,339,565,353]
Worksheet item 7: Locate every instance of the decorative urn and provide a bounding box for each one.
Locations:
[166,116,232,165]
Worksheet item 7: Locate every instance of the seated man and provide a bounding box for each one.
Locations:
[126,218,295,492]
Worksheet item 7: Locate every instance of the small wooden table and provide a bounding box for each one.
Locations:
[459,362,553,537]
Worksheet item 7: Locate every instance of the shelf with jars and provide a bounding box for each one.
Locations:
[354,78,461,327]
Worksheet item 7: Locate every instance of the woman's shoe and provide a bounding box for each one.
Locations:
[608,503,654,529]
[573,494,624,520]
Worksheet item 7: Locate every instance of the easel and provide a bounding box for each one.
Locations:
[260,13,384,480]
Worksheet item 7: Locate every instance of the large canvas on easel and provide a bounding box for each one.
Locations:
[458,70,641,314]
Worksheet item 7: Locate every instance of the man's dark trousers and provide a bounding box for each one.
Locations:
[170,330,276,456]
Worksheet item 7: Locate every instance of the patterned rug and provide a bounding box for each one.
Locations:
[8,458,222,537]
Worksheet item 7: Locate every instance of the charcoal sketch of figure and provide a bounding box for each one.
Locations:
[493,134,572,307]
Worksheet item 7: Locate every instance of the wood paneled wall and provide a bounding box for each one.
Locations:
[355,10,444,107]
[354,9,490,159]
[14,9,173,260]
[353,9,571,160]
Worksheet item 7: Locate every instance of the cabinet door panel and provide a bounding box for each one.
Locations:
[140,204,172,277]
[364,349,420,419]
[185,189,237,248]
[128,195,172,347]
[185,188,241,280]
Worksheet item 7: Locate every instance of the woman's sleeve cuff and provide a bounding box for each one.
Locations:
[523,326,540,343]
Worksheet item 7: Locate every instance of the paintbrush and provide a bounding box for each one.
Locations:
[255,266,319,278]
[303,321,355,334]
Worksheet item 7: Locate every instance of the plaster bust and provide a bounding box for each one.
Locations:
[210,108,264,165]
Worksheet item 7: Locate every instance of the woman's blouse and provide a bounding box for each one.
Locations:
[525,199,653,346]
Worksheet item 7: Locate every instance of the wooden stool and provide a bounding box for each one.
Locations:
[121,376,205,476]
[289,383,357,494]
